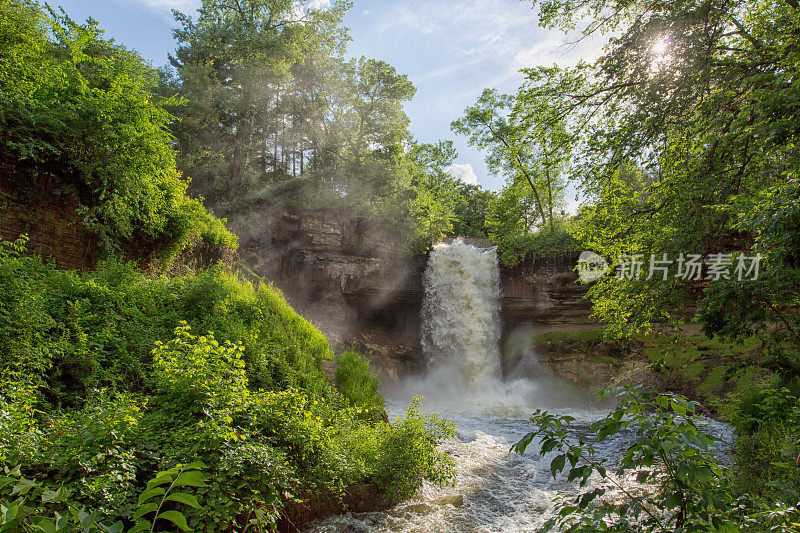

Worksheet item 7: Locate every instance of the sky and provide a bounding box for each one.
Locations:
[51,0,604,203]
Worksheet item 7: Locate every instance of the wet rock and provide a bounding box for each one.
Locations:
[237,206,598,382]
[433,494,465,507]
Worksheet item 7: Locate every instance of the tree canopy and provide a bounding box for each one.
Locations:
[0,0,236,260]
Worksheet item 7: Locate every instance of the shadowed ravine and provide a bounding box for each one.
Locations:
[306,240,624,532]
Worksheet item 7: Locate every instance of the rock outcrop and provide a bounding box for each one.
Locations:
[500,252,594,329]
[236,207,595,380]
[235,208,426,380]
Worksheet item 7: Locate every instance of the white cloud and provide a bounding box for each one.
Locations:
[132,0,199,11]
[307,0,332,10]
[445,163,479,185]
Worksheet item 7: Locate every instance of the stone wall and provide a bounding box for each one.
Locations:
[235,207,427,380]
[0,184,236,274]
[500,252,594,329]
[236,207,596,381]
[0,188,97,270]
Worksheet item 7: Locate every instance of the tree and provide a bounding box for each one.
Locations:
[312,56,416,199]
[166,0,350,205]
[0,0,234,259]
[452,87,572,232]
[451,184,493,238]
[486,176,541,264]
[514,65,576,230]
[513,0,800,514]
[514,0,800,346]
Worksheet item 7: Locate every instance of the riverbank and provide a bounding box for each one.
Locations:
[529,326,772,413]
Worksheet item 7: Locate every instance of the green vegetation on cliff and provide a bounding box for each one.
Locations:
[0,0,236,264]
[0,239,455,530]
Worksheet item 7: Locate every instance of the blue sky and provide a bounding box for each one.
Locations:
[51,0,603,201]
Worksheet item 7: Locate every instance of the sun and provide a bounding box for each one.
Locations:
[649,37,673,73]
[651,38,669,56]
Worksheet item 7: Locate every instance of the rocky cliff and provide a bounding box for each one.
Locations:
[236,208,595,381]
[236,208,426,381]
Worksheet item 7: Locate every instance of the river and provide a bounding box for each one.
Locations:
[306,238,729,532]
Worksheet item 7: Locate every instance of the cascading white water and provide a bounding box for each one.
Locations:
[307,241,643,533]
[306,240,734,533]
[421,239,501,389]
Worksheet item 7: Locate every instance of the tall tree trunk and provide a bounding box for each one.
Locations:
[300,140,304,177]
[274,85,280,173]
[261,128,267,175]
[230,120,246,200]
[545,159,554,231]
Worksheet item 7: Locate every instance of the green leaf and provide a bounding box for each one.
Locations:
[550,454,566,478]
[670,398,687,415]
[137,487,165,506]
[157,510,191,532]
[132,502,157,521]
[165,493,202,509]
[127,520,151,533]
[34,519,57,533]
[101,521,125,533]
[172,470,205,488]
[146,474,173,490]
[12,479,38,495]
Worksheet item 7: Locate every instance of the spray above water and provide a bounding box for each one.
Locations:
[309,241,610,532]
[422,238,501,389]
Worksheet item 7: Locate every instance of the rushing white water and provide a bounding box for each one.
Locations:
[304,240,730,533]
[421,239,502,389]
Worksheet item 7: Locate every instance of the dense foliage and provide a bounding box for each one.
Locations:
[514,386,800,532]
[0,0,237,262]
[0,240,455,530]
[161,0,495,251]
[334,349,384,420]
[484,0,800,527]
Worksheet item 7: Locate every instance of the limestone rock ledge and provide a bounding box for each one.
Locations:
[234,207,597,381]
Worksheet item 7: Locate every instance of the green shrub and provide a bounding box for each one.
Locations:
[0,247,457,529]
[0,463,206,533]
[0,253,333,409]
[495,223,583,266]
[40,392,144,515]
[0,1,236,265]
[371,397,456,499]
[514,385,800,532]
[335,350,384,419]
[152,323,249,412]
[722,381,800,504]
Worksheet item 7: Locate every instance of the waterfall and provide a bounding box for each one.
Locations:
[422,238,502,388]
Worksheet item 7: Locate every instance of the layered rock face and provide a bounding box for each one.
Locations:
[236,208,426,380]
[236,207,595,380]
[500,252,595,329]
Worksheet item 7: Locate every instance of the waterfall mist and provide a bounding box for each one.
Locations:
[388,237,595,416]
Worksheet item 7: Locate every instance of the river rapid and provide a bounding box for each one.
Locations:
[308,374,632,532]
[307,240,623,532]
[306,239,728,532]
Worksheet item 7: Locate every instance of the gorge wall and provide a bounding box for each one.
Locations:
[235,208,596,381]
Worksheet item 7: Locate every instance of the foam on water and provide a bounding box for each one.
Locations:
[305,239,729,532]
[422,238,502,390]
